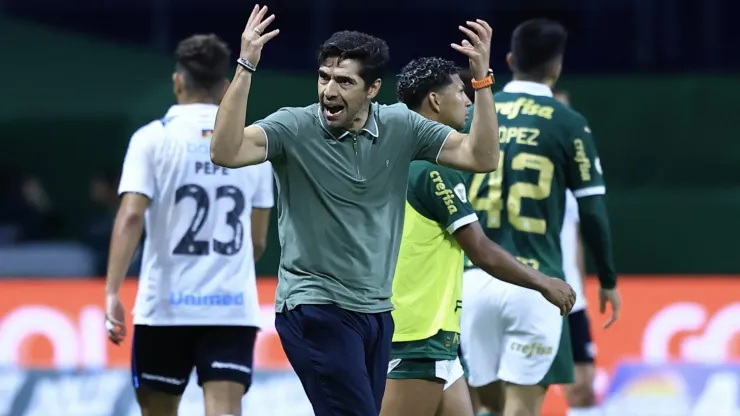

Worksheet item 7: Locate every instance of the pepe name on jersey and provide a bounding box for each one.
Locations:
[188,132,231,176]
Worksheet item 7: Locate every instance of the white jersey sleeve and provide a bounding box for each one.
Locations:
[252,161,274,209]
[118,123,161,199]
[561,190,587,312]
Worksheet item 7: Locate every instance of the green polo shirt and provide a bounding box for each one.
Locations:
[254,102,454,313]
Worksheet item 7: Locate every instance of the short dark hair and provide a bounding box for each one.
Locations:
[318,31,390,87]
[397,57,458,110]
[457,68,476,104]
[175,34,231,94]
[510,19,567,77]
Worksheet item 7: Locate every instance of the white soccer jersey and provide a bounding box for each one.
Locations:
[561,190,586,313]
[118,104,274,326]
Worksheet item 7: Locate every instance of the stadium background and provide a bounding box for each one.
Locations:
[0,0,738,415]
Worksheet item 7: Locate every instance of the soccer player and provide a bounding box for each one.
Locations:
[460,19,622,416]
[554,90,603,416]
[211,6,502,415]
[381,57,575,416]
[104,34,274,416]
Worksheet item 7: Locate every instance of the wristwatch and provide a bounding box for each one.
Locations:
[471,69,495,90]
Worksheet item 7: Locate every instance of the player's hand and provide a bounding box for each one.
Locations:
[599,288,621,329]
[541,278,577,316]
[451,19,492,80]
[240,5,280,68]
[105,293,127,346]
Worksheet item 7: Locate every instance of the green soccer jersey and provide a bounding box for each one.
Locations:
[392,161,478,343]
[464,81,606,280]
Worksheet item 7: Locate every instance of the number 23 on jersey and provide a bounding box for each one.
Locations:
[173,184,246,256]
[468,151,554,235]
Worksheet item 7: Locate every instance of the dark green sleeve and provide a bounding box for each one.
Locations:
[563,118,606,196]
[578,193,617,289]
[408,163,478,234]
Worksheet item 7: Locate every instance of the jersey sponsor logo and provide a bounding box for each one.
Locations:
[453,184,467,203]
[572,138,592,181]
[510,341,554,358]
[429,171,458,215]
[496,98,554,120]
[187,143,211,155]
[168,291,245,307]
[454,300,462,313]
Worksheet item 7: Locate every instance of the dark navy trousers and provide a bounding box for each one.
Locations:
[275,304,394,416]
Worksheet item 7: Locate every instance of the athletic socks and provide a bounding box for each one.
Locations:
[568,407,602,416]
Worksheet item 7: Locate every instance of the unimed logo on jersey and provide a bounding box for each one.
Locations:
[168,291,244,307]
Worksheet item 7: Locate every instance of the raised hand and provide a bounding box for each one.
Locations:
[240,4,280,68]
[451,19,493,80]
[541,278,577,316]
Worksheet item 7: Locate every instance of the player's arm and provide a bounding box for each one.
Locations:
[106,193,148,293]
[251,162,275,260]
[565,120,620,325]
[408,103,499,174]
[105,127,155,297]
[437,90,500,173]
[564,122,616,290]
[211,69,264,167]
[211,70,296,168]
[454,222,552,294]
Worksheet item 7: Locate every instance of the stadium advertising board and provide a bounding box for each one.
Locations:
[1,276,739,415]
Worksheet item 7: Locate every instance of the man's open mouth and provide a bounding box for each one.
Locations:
[322,103,345,121]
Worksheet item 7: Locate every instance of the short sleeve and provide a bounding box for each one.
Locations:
[564,120,606,198]
[408,109,455,163]
[251,161,274,209]
[118,125,158,200]
[252,108,299,163]
[564,189,579,223]
[411,165,478,234]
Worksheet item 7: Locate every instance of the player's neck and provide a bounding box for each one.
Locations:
[176,94,219,106]
[511,74,555,88]
[416,109,440,124]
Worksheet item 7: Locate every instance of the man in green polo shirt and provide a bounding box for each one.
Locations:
[210,6,504,416]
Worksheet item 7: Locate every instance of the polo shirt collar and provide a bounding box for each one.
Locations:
[316,102,379,140]
[502,81,553,97]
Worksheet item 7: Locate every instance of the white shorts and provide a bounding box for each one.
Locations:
[387,357,465,391]
[461,268,564,387]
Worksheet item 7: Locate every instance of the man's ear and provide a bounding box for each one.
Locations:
[366,78,382,100]
[427,92,442,113]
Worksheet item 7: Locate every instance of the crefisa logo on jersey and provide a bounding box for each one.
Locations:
[169,291,245,307]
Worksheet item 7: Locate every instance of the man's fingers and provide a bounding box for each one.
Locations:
[459,25,481,45]
[246,4,260,29]
[476,19,493,36]
[254,14,275,34]
[258,29,280,44]
[451,43,474,57]
[253,5,269,28]
[466,21,488,42]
